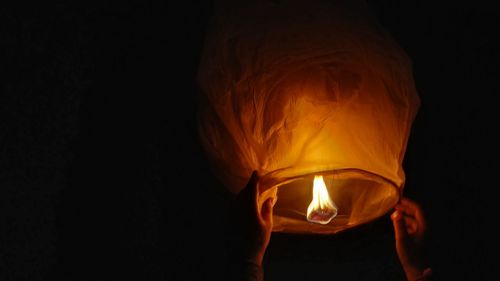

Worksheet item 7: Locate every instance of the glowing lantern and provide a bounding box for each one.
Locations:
[197,0,419,234]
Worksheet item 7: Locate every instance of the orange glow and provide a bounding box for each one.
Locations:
[306,175,338,224]
[197,0,419,234]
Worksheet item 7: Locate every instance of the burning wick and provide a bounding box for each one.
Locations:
[306,175,338,224]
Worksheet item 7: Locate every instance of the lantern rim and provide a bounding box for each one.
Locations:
[257,168,401,234]
[259,167,400,193]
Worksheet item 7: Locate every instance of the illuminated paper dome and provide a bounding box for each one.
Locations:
[197,0,419,234]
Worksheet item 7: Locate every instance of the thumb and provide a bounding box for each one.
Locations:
[238,171,259,209]
[391,210,408,241]
[260,198,274,226]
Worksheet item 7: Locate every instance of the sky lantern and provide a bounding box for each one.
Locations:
[196,0,420,234]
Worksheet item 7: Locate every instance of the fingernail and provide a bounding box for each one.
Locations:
[391,210,400,220]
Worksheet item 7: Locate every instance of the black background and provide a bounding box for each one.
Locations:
[1,1,498,280]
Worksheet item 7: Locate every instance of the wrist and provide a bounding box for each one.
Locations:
[249,252,264,267]
[240,245,266,267]
[227,259,264,281]
[403,265,432,281]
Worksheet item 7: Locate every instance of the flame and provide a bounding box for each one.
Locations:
[306,175,338,224]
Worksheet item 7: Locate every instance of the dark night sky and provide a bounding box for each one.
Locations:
[1,1,498,281]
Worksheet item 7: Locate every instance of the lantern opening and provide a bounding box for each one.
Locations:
[306,175,338,224]
[258,169,399,234]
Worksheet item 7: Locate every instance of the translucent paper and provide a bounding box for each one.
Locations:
[197,0,419,234]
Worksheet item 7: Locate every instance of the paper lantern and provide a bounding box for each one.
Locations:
[197,0,419,234]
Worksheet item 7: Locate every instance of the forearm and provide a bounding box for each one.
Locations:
[227,260,264,281]
[403,265,432,281]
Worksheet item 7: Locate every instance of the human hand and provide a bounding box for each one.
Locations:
[391,197,431,280]
[227,171,275,267]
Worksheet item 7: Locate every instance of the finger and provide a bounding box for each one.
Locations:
[403,216,418,235]
[395,204,417,218]
[396,207,426,240]
[400,198,423,216]
[239,171,259,211]
[400,197,418,207]
[237,171,258,196]
[234,171,260,223]
[391,210,408,241]
[260,198,274,227]
[400,198,427,230]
